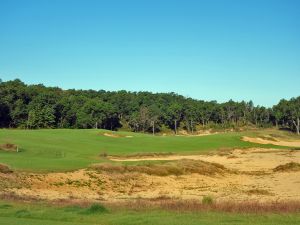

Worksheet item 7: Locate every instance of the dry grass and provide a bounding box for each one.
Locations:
[246,189,273,196]
[111,152,174,159]
[91,159,228,176]
[107,198,300,214]
[2,192,300,214]
[0,192,39,202]
[273,162,300,172]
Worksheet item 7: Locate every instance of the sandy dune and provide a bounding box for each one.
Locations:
[109,148,300,172]
[242,136,300,147]
[2,148,300,203]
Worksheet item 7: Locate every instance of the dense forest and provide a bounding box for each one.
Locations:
[0,79,299,134]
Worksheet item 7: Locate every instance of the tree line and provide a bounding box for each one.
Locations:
[0,79,299,134]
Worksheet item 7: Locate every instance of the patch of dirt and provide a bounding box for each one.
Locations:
[177,129,218,137]
[2,148,300,203]
[102,132,122,138]
[109,148,300,172]
[0,164,13,174]
[100,133,133,138]
[242,136,300,147]
[0,143,18,152]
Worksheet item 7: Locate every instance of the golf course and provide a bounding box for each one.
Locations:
[1,128,300,224]
[1,0,300,223]
[0,129,286,171]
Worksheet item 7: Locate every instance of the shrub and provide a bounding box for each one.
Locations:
[202,196,214,205]
[273,162,300,172]
[83,203,108,214]
[99,152,108,157]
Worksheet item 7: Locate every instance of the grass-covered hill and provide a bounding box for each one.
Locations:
[0,129,287,172]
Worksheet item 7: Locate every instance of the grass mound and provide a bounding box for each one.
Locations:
[115,152,174,159]
[273,162,300,172]
[0,164,13,174]
[0,129,288,171]
[91,159,227,176]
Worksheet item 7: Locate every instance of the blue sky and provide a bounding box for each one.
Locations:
[0,0,299,106]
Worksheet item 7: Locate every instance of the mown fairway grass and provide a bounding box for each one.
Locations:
[0,201,299,225]
[0,129,287,172]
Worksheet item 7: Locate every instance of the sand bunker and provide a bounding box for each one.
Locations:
[2,148,300,203]
[101,133,133,138]
[109,148,300,172]
[0,143,18,152]
[242,136,300,147]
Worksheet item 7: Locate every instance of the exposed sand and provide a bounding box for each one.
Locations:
[243,136,300,147]
[109,148,300,172]
[102,133,133,138]
[2,148,300,203]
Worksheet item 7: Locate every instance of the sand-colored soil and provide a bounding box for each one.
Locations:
[243,136,300,147]
[2,148,300,203]
[109,148,300,172]
[102,133,133,138]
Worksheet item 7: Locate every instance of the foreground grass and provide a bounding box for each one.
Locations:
[0,201,299,225]
[0,129,288,172]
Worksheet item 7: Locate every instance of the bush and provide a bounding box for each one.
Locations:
[273,162,300,172]
[83,204,108,214]
[202,196,213,205]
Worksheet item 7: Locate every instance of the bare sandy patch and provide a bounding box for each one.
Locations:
[2,148,300,203]
[242,136,300,147]
[100,132,133,138]
[102,132,122,138]
[109,148,300,172]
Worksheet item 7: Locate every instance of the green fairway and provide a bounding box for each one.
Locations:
[0,202,299,225]
[0,129,286,172]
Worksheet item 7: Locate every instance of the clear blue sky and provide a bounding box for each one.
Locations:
[0,0,299,106]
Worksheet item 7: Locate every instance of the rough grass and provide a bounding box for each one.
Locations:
[273,162,300,172]
[81,203,108,214]
[0,129,288,172]
[91,159,228,176]
[246,189,273,196]
[109,199,300,214]
[0,200,300,225]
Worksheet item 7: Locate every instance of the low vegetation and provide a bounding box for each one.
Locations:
[0,143,18,152]
[91,159,228,176]
[82,203,108,214]
[246,189,272,196]
[0,200,300,225]
[202,196,214,205]
[273,162,300,172]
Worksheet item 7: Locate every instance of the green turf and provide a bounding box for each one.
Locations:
[0,129,288,172]
[0,202,299,225]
